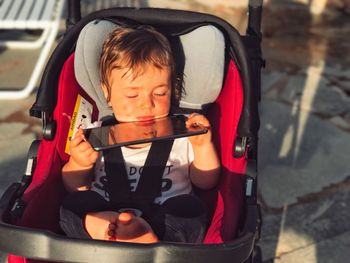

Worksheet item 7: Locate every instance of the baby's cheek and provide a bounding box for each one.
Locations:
[156,98,171,114]
[122,104,135,115]
[116,104,135,117]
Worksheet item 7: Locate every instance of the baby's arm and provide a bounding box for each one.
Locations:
[62,129,99,192]
[186,114,221,190]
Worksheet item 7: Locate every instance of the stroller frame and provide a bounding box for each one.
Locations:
[0,1,264,262]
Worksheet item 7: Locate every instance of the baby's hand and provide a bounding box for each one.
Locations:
[186,113,212,147]
[69,129,98,169]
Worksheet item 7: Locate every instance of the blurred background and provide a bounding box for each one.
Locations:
[0,0,349,262]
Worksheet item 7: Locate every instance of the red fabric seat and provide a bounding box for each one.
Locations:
[9,54,246,262]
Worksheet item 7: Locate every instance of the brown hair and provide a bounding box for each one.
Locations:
[100,25,179,102]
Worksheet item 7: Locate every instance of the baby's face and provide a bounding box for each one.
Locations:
[103,63,171,123]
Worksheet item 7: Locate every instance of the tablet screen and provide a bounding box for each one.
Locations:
[84,115,208,151]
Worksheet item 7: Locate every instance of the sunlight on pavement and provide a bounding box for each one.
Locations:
[275,205,316,260]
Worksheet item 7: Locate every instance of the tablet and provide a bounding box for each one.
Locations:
[84,115,208,151]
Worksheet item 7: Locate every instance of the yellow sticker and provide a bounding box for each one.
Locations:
[65,95,92,154]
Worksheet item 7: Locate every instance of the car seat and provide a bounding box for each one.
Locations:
[0,4,263,263]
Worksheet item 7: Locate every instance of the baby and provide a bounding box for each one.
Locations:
[60,25,220,243]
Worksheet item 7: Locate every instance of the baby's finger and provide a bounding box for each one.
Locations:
[84,146,97,157]
[187,113,205,122]
[73,128,84,138]
[84,151,98,164]
[89,151,99,163]
[77,141,93,152]
[188,113,201,118]
[186,114,210,128]
[70,134,85,148]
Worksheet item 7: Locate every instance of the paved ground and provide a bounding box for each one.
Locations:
[0,0,350,262]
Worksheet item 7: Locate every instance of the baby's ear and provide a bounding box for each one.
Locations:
[101,84,112,106]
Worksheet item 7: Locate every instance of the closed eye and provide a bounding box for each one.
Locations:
[153,87,169,97]
[125,94,138,98]
[123,87,140,98]
[153,92,167,96]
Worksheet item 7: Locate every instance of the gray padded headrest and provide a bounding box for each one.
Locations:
[74,20,116,118]
[75,20,225,119]
[179,26,225,109]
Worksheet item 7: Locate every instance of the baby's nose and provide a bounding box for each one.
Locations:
[141,96,154,108]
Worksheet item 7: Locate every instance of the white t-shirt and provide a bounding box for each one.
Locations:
[91,137,194,204]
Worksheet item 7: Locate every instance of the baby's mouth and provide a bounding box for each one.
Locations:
[133,116,156,126]
[136,115,155,121]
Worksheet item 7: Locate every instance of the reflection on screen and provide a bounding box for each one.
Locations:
[85,115,207,150]
[109,117,174,145]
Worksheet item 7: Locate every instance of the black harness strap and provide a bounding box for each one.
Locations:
[136,140,174,200]
[104,147,132,203]
[104,140,174,213]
